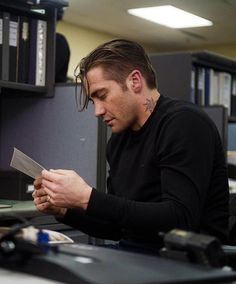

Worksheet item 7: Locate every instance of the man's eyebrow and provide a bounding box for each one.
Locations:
[90,88,106,98]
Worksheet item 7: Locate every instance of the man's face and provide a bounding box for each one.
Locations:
[86,66,139,133]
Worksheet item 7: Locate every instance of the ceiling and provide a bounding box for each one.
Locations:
[63,0,236,51]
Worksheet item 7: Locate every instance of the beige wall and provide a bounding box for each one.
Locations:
[57,21,115,80]
[57,21,236,80]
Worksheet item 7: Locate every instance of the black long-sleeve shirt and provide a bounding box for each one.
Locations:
[61,96,229,245]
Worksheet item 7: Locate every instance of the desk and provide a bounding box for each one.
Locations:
[2,243,236,284]
[0,200,39,219]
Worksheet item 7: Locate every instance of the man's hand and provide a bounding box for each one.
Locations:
[40,169,93,210]
[32,177,67,217]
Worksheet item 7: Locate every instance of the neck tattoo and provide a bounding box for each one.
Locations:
[144,98,156,113]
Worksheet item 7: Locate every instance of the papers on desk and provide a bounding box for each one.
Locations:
[10,147,45,179]
[0,226,73,245]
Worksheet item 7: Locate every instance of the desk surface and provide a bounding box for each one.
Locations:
[0,200,40,219]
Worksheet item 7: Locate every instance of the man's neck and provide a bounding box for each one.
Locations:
[132,90,160,131]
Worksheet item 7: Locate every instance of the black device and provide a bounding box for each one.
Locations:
[160,229,225,267]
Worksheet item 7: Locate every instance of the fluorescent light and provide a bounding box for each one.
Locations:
[128,5,213,28]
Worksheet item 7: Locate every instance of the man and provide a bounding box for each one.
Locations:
[33,39,229,254]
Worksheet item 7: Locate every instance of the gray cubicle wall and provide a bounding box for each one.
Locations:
[229,123,236,151]
[202,106,228,155]
[0,84,100,189]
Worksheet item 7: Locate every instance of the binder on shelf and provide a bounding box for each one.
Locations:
[1,12,10,81]
[1,12,19,82]
[28,17,37,85]
[231,76,236,117]
[209,69,219,106]
[204,68,210,106]
[0,11,3,80]
[28,19,47,86]
[9,13,19,82]
[17,16,30,83]
[190,66,196,103]
[218,72,232,115]
[196,67,205,106]
[35,19,47,86]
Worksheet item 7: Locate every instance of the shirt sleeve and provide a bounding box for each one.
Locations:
[59,206,122,240]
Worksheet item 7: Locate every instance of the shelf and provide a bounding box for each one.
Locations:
[0,81,47,94]
[0,1,59,97]
[192,51,236,74]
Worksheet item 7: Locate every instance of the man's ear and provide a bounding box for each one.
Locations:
[126,70,142,93]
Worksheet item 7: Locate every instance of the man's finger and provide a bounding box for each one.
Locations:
[41,179,57,192]
[33,188,47,197]
[42,169,64,182]
[50,169,71,175]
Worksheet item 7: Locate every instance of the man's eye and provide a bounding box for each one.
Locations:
[99,94,106,100]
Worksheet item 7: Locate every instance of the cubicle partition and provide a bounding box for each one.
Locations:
[0,84,108,198]
[202,105,228,155]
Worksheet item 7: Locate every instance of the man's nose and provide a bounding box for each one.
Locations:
[94,101,106,117]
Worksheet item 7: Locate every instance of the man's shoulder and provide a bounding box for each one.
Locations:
[159,95,197,110]
[158,95,206,118]
[156,96,217,133]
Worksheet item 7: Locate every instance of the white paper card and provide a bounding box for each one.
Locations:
[10,147,45,179]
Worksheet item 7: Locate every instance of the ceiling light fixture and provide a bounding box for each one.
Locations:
[128,5,213,28]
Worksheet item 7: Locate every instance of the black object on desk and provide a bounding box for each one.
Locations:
[160,229,225,267]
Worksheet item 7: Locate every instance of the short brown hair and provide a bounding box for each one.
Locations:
[74,39,157,111]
